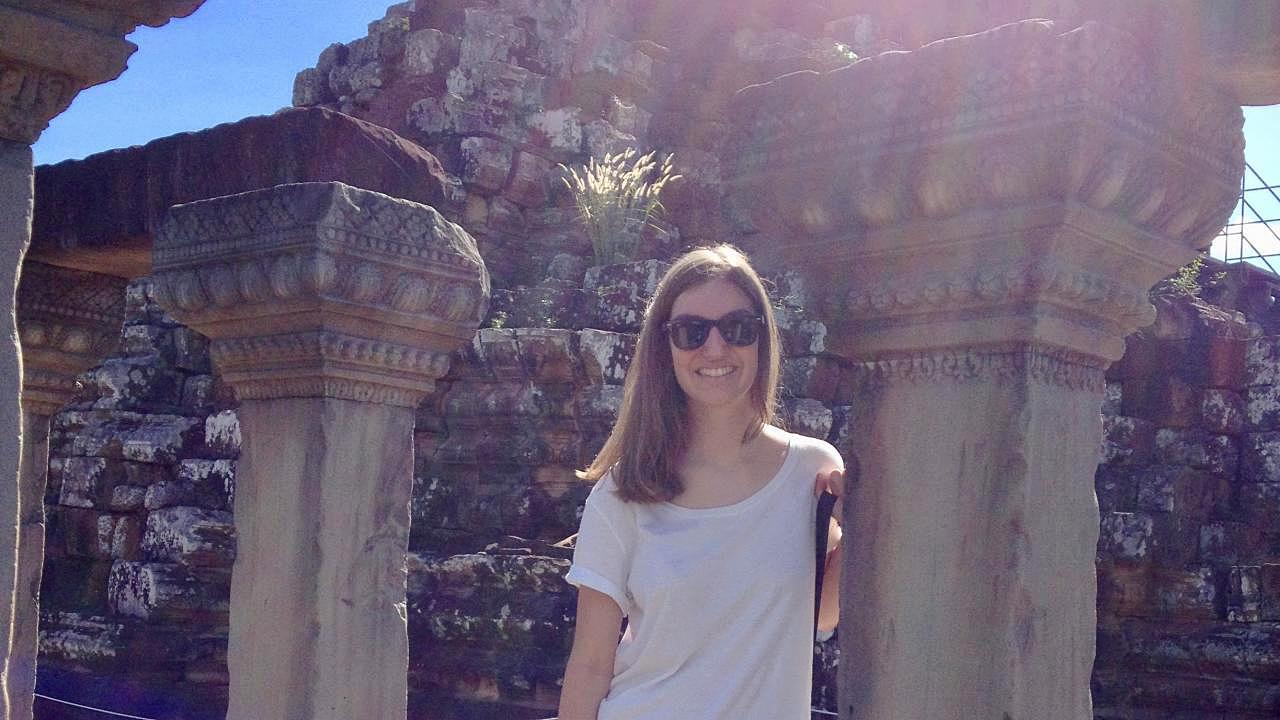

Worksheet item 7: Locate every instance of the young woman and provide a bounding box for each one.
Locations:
[558,244,846,720]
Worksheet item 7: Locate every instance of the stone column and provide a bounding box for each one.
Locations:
[2,4,205,716]
[12,262,124,720]
[729,20,1244,720]
[152,182,488,720]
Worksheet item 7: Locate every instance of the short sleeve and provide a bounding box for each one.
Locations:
[566,476,633,616]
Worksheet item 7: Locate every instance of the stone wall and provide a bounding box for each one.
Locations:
[1093,277,1280,719]
[38,279,237,720]
[28,1,1280,718]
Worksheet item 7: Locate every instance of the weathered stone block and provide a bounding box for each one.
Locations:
[583,260,669,332]
[1152,566,1218,621]
[1153,429,1237,476]
[1245,335,1280,387]
[180,374,234,410]
[461,137,514,193]
[404,28,460,76]
[1200,521,1265,564]
[1202,388,1244,435]
[577,330,633,386]
[54,509,140,560]
[528,107,583,155]
[83,358,182,410]
[108,561,225,621]
[109,485,147,512]
[1099,511,1153,561]
[458,6,527,69]
[203,410,240,459]
[1227,565,1261,622]
[582,119,636,160]
[774,306,827,356]
[36,611,126,667]
[60,412,203,465]
[1099,415,1156,466]
[292,67,333,107]
[574,385,622,421]
[605,96,651,138]
[1244,383,1280,431]
[1102,381,1122,415]
[56,456,109,509]
[1242,431,1280,483]
[1239,482,1280,533]
[785,398,833,440]
[1122,372,1201,428]
[142,507,236,567]
[176,459,236,510]
[1261,564,1280,622]
[143,481,192,511]
[511,329,581,383]
[504,284,587,330]
[503,152,552,207]
[781,356,842,404]
[171,326,211,373]
[1096,562,1150,617]
[1135,465,1230,519]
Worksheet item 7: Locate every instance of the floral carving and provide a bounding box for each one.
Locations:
[152,182,487,405]
[849,345,1106,392]
[17,262,127,413]
[730,20,1242,249]
[0,62,78,144]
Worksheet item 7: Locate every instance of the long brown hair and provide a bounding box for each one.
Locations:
[578,244,782,502]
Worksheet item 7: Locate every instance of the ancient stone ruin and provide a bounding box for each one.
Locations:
[2,1,1279,719]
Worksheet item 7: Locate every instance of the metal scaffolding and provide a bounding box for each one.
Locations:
[1211,161,1280,274]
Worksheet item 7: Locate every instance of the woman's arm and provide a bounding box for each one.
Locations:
[817,517,842,633]
[558,586,624,720]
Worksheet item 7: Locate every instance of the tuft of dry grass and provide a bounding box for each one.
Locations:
[559,149,681,265]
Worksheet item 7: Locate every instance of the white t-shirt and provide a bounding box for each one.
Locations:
[566,431,844,720]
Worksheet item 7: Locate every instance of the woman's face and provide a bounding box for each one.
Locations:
[667,277,760,415]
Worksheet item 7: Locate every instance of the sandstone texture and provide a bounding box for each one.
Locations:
[31,107,463,278]
[27,1,1280,719]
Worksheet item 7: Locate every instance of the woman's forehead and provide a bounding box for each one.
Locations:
[670,277,754,317]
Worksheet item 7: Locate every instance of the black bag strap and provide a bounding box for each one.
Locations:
[813,490,837,637]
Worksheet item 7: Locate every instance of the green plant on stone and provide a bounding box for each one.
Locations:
[1150,255,1218,301]
[559,149,681,266]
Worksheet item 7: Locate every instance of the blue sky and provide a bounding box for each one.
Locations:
[31,0,1280,262]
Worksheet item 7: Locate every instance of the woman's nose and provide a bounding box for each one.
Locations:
[700,327,731,353]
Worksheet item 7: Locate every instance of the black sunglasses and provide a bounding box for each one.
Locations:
[664,309,764,351]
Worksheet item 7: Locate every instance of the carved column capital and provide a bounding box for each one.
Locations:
[730,19,1245,364]
[152,182,489,407]
[0,1,206,143]
[16,261,125,416]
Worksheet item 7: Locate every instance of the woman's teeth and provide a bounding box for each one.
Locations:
[698,367,734,377]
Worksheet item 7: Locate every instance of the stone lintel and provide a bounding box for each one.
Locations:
[851,0,1280,105]
[730,20,1243,365]
[152,181,489,407]
[32,107,463,277]
[16,260,125,415]
[0,1,207,144]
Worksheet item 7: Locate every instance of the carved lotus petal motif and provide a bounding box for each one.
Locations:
[1086,148,1134,209]
[443,284,480,322]
[347,264,385,304]
[174,271,210,312]
[390,274,434,313]
[61,328,91,354]
[851,187,900,227]
[238,261,271,303]
[1132,187,1167,225]
[20,324,47,347]
[202,264,240,307]
[270,255,302,299]
[299,252,338,295]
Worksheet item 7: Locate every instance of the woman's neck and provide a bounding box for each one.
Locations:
[684,402,758,462]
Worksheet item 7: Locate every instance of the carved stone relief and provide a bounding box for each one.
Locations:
[152,181,489,407]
